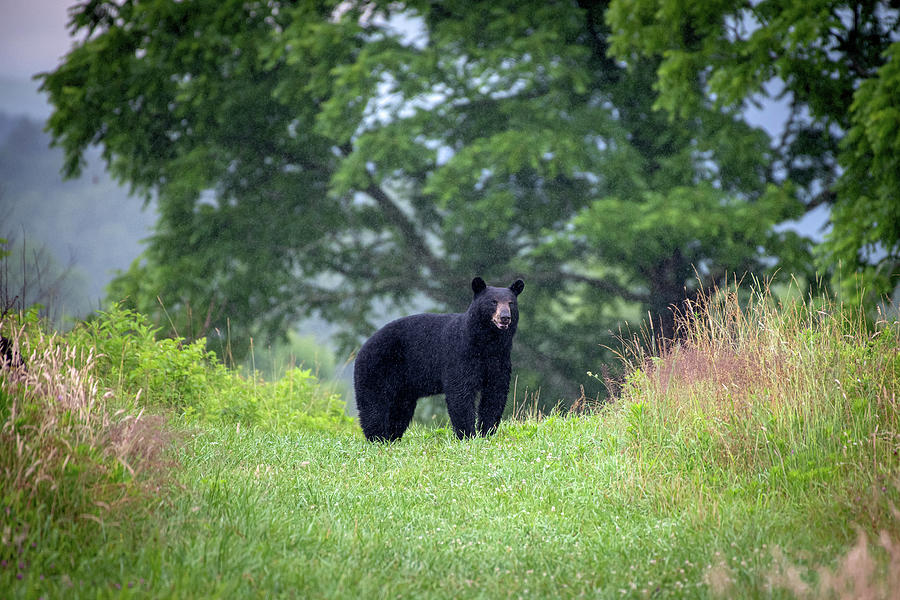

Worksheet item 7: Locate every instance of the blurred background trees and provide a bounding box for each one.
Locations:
[34,0,898,402]
[0,112,149,326]
[607,0,900,305]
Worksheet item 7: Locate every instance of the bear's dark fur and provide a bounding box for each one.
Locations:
[0,335,25,370]
[354,277,524,442]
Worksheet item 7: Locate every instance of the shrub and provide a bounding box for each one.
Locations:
[65,303,354,434]
[69,303,215,409]
[198,366,354,434]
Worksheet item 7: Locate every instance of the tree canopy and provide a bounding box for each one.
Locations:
[607,0,900,302]
[40,0,815,399]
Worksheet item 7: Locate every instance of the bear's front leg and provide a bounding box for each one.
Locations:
[477,358,511,436]
[443,371,478,439]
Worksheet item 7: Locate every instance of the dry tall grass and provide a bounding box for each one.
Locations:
[615,282,899,472]
[610,281,900,597]
[0,322,172,519]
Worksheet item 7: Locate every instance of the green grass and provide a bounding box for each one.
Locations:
[2,285,899,598]
[8,419,893,599]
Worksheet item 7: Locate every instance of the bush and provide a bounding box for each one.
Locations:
[66,303,354,434]
[70,304,215,409]
[198,367,354,434]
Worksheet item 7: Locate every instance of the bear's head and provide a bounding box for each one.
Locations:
[470,277,525,333]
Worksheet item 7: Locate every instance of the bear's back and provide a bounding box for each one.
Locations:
[356,312,461,396]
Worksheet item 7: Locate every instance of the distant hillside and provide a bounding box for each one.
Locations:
[0,77,52,121]
[0,111,157,318]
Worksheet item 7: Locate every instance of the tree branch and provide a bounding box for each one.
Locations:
[363,183,445,278]
[333,141,447,293]
[529,271,646,304]
[805,187,835,211]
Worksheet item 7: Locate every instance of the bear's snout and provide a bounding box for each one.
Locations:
[492,303,513,330]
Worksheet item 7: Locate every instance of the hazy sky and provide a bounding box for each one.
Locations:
[0,0,75,79]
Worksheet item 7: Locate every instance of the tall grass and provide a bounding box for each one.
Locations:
[604,281,900,595]
[0,322,169,510]
[0,318,175,595]
[1,306,352,596]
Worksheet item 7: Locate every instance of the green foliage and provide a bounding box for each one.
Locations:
[3,290,900,597]
[835,41,900,301]
[607,0,900,303]
[70,303,214,409]
[40,0,815,402]
[66,303,353,433]
[196,366,353,435]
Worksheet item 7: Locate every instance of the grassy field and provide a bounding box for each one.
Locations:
[2,288,899,598]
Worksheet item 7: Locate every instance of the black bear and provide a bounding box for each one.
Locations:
[354,277,525,442]
[0,335,24,370]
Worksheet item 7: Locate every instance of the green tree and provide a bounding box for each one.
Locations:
[606,0,900,303]
[39,0,809,400]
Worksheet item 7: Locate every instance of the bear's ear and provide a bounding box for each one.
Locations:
[509,279,524,296]
[472,277,487,296]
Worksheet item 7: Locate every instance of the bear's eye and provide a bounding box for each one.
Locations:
[491,299,498,306]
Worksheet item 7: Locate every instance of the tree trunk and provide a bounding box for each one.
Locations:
[646,249,692,343]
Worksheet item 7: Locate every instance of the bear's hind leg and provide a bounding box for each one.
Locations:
[386,393,418,441]
[356,382,395,442]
